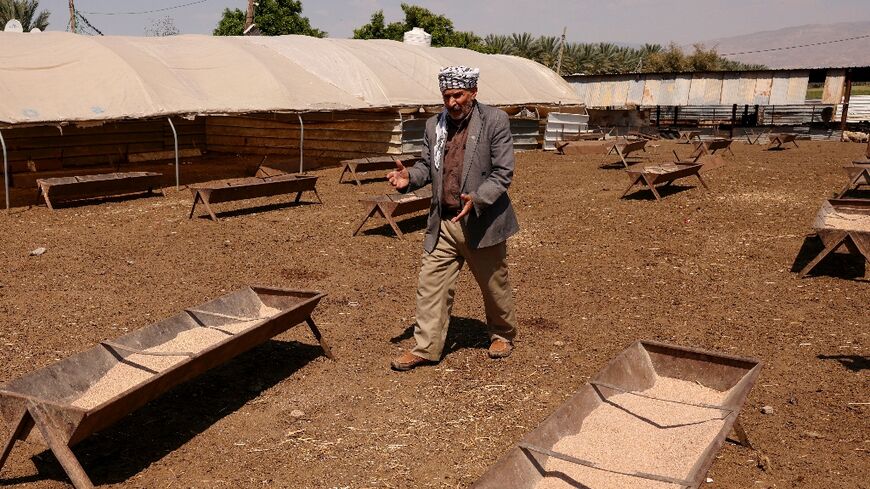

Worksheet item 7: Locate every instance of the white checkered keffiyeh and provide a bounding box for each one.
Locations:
[433,66,479,170]
[438,65,480,92]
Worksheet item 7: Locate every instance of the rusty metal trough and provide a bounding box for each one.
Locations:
[37,172,163,209]
[0,286,332,489]
[473,341,762,489]
[188,174,321,221]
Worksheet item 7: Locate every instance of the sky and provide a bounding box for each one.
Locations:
[31,0,870,44]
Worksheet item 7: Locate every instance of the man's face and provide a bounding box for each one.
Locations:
[442,88,477,120]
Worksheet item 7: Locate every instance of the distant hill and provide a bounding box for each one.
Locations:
[700,21,870,69]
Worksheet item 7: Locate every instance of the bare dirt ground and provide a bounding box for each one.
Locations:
[0,140,867,489]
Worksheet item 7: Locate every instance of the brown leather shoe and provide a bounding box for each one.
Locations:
[390,351,433,371]
[488,339,513,359]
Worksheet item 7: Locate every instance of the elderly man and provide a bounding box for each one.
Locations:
[388,66,519,371]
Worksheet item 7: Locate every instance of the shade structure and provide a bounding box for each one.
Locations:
[0,32,582,126]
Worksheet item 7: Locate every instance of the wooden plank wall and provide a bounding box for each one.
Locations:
[2,118,204,187]
[205,111,403,170]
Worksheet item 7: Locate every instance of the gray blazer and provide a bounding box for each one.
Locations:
[405,102,520,253]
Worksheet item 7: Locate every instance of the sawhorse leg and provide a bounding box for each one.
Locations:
[0,406,32,472]
[29,406,94,489]
[799,232,847,277]
[380,204,404,239]
[188,192,202,219]
[352,203,380,236]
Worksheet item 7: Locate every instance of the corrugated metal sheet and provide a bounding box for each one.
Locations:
[687,74,707,105]
[822,69,846,104]
[543,111,589,150]
[568,71,809,107]
[642,76,661,105]
[842,95,870,122]
[753,76,773,105]
[720,73,742,105]
[768,73,791,105]
[703,76,723,104]
[626,78,645,106]
[673,77,691,105]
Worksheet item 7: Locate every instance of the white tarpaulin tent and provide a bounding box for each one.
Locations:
[0,32,582,125]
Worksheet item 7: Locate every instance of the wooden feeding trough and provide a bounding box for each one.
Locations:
[602,140,648,168]
[339,155,423,186]
[37,172,163,209]
[188,173,321,221]
[472,340,762,489]
[676,131,701,144]
[799,199,870,278]
[0,286,333,489]
[352,188,432,239]
[767,133,799,150]
[621,162,708,201]
[837,162,870,198]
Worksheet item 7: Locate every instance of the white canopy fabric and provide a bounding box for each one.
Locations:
[0,32,582,125]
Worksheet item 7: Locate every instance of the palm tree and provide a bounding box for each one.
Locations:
[0,0,49,31]
[509,32,540,60]
[483,34,512,55]
[534,35,560,68]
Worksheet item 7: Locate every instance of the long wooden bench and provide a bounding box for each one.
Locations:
[621,162,708,201]
[0,286,333,489]
[189,173,320,221]
[36,172,163,209]
[353,189,432,239]
[339,155,423,186]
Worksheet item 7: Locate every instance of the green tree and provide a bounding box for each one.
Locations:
[482,34,512,55]
[213,0,324,37]
[352,3,482,50]
[0,0,49,31]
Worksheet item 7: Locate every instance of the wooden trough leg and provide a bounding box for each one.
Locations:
[305,317,335,360]
[338,165,350,184]
[312,188,323,204]
[352,204,379,237]
[349,166,362,186]
[29,407,94,489]
[294,191,303,204]
[201,198,219,222]
[621,176,643,198]
[382,204,404,239]
[643,175,663,201]
[617,147,629,168]
[188,192,202,219]
[0,407,31,472]
[729,417,754,449]
[799,234,847,278]
[695,172,710,190]
[40,187,55,211]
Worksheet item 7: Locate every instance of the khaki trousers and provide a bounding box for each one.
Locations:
[411,219,517,361]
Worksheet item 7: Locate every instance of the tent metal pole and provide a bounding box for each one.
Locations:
[167,118,179,190]
[0,129,8,211]
[297,113,304,174]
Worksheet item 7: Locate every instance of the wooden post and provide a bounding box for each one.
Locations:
[68,0,76,33]
[245,0,255,31]
[555,27,567,76]
[840,69,853,131]
[730,104,737,139]
[656,106,661,127]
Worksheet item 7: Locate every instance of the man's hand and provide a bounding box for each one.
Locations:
[387,159,410,190]
[451,193,474,223]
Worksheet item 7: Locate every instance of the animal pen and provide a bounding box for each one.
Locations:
[564,67,870,140]
[0,33,583,209]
